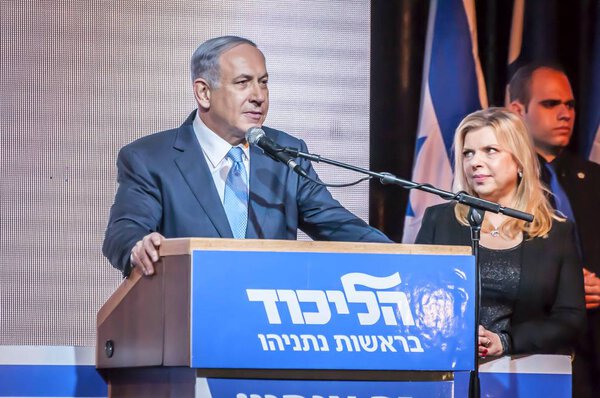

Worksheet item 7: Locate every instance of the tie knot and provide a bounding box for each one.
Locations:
[544,162,556,175]
[227,146,245,163]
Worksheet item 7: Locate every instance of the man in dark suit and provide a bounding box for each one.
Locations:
[509,62,600,398]
[102,36,391,277]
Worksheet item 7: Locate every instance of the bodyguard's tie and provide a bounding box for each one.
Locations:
[544,162,583,259]
[223,147,248,238]
[544,162,575,221]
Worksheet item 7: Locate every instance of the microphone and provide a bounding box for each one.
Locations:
[246,127,310,178]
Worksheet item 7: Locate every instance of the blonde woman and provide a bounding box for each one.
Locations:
[416,108,585,357]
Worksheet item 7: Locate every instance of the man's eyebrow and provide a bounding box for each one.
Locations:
[232,73,253,80]
[538,98,575,106]
[232,73,269,81]
[539,99,562,104]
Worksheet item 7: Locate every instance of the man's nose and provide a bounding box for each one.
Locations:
[557,103,574,120]
[250,82,267,103]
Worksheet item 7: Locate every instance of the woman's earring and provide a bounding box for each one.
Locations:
[518,169,523,178]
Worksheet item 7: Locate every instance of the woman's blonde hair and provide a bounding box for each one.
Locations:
[452,107,559,238]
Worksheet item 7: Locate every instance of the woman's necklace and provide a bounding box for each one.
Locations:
[487,218,503,238]
[490,226,501,238]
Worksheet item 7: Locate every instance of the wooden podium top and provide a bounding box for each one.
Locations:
[159,238,471,257]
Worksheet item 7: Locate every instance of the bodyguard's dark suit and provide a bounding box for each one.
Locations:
[540,151,600,397]
[103,111,391,274]
[415,203,586,354]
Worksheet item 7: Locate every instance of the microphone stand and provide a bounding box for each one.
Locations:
[467,206,484,398]
[284,147,532,221]
[285,147,533,398]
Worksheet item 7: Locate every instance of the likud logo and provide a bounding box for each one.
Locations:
[246,272,425,354]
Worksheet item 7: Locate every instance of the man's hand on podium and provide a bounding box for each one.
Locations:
[130,232,165,276]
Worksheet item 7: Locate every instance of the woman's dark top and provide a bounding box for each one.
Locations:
[479,244,522,353]
[415,202,586,355]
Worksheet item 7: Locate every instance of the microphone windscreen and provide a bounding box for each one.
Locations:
[246,127,265,145]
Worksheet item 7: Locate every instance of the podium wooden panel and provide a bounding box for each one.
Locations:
[96,238,470,396]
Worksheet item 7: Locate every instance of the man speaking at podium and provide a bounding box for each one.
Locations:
[102,35,391,276]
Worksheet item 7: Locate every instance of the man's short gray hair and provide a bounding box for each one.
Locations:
[190,36,257,87]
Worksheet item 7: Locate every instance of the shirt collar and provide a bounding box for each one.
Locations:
[192,111,249,167]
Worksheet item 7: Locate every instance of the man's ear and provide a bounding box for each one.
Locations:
[509,100,526,116]
[193,78,211,110]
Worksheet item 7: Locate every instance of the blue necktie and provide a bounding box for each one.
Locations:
[544,163,575,221]
[223,147,248,239]
[544,162,584,259]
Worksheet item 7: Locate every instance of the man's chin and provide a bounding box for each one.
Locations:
[549,139,570,150]
[234,124,263,142]
[240,120,264,131]
[552,131,573,146]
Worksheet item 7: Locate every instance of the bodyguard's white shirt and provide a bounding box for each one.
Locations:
[192,111,250,204]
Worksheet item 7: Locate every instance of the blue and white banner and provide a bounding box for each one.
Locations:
[0,346,569,397]
[190,250,475,372]
[402,0,487,243]
[0,346,106,398]
[195,355,571,398]
[199,378,453,398]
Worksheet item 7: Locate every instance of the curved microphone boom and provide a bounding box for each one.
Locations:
[246,127,309,178]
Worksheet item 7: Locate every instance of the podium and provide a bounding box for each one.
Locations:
[97,238,477,396]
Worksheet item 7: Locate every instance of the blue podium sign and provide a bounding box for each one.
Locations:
[190,250,475,371]
[202,378,453,397]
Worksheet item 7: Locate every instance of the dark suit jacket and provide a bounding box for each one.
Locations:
[103,111,391,274]
[540,151,600,396]
[415,203,586,355]
[540,151,600,277]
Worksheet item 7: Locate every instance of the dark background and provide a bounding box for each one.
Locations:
[370,0,600,242]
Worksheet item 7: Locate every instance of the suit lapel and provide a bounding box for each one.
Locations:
[172,121,233,238]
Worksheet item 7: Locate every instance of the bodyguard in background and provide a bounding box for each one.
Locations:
[102,35,390,276]
[509,63,600,398]
[416,108,585,358]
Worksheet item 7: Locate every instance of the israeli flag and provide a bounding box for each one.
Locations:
[506,0,559,85]
[506,0,599,164]
[585,5,600,164]
[402,0,487,243]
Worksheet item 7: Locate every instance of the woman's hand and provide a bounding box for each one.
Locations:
[583,268,600,310]
[478,325,504,357]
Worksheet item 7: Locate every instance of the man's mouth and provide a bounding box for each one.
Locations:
[554,126,572,133]
[244,111,263,121]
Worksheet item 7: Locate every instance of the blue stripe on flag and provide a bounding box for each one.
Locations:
[406,136,425,218]
[402,0,486,243]
[414,136,428,159]
[0,365,107,397]
[405,200,415,217]
[429,0,482,158]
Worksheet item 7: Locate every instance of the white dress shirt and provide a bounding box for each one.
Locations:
[192,112,250,203]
